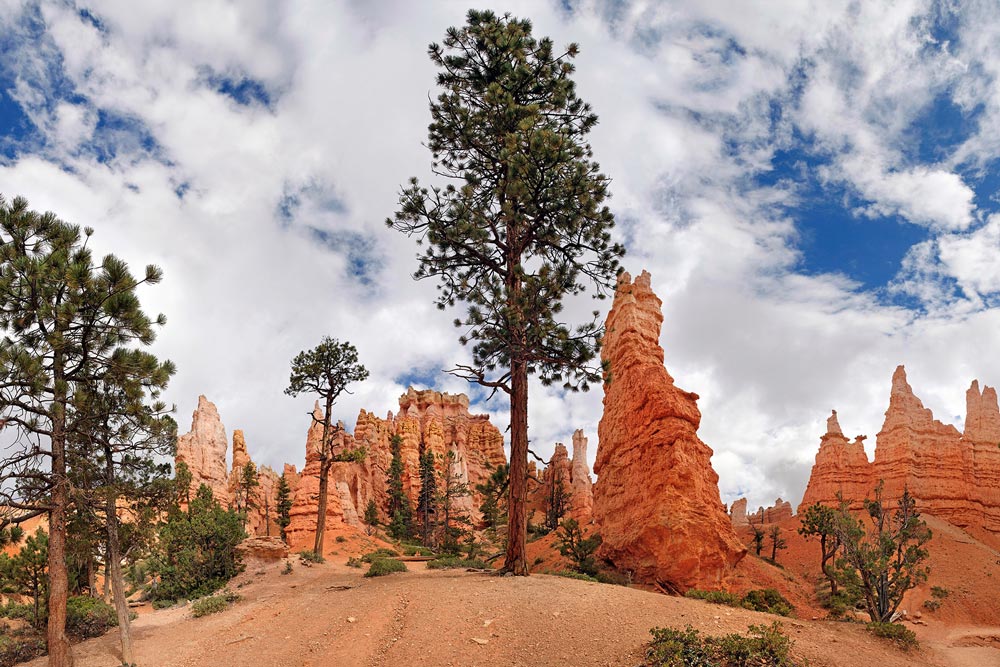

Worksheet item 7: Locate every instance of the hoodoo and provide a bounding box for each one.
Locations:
[593,270,745,591]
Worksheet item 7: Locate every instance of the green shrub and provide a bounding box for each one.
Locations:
[364,558,407,577]
[930,585,949,599]
[151,599,176,610]
[346,557,363,568]
[685,588,794,617]
[922,599,940,611]
[191,592,240,618]
[741,589,794,617]
[645,622,799,667]
[0,633,46,667]
[551,570,598,582]
[426,556,489,570]
[402,545,433,557]
[685,589,743,606]
[335,536,347,543]
[66,596,118,639]
[865,622,918,650]
[361,548,400,563]
[298,550,325,564]
[595,570,632,587]
[281,561,293,575]
[147,485,246,602]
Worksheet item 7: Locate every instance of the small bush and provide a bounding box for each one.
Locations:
[281,561,293,575]
[335,536,347,543]
[298,550,325,564]
[922,599,940,611]
[551,570,598,582]
[741,589,794,617]
[365,558,407,578]
[686,589,743,606]
[426,556,489,570]
[865,622,918,651]
[685,588,793,617]
[66,596,118,639]
[361,548,400,563]
[645,622,799,667]
[151,598,176,610]
[346,557,363,568]
[930,585,949,599]
[191,592,240,618]
[402,545,433,557]
[595,570,632,587]
[0,633,46,667]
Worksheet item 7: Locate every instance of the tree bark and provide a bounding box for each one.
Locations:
[47,381,74,667]
[503,358,529,575]
[312,396,334,556]
[103,444,134,665]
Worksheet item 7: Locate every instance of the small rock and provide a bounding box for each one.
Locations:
[347,617,356,623]
[472,638,489,645]
[483,619,494,627]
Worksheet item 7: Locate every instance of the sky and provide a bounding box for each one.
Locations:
[2,0,1000,513]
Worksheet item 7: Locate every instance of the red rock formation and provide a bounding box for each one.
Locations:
[569,430,594,522]
[175,396,231,505]
[593,270,746,591]
[798,410,873,512]
[235,536,289,564]
[799,367,1000,547]
[749,498,793,525]
[729,498,749,527]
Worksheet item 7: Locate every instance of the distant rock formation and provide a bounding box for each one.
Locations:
[175,396,231,504]
[593,270,746,591]
[730,497,792,527]
[799,366,1000,547]
[569,430,594,522]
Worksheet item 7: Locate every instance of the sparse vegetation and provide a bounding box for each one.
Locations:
[346,557,363,568]
[930,585,949,599]
[555,518,602,577]
[0,633,47,667]
[298,550,325,564]
[281,561,293,575]
[685,588,794,617]
[426,556,489,570]
[191,592,240,618]
[645,622,800,667]
[865,622,918,650]
[361,548,400,563]
[65,596,119,639]
[364,558,407,578]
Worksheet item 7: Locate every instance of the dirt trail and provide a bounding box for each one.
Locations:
[25,559,989,667]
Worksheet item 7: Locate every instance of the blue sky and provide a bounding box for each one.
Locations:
[2,0,1000,511]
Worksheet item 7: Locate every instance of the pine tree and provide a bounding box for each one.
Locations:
[417,448,438,547]
[233,462,260,530]
[389,11,624,575]
[799,502,842,597]
[0,195,169,664]
[437,450,471,554]
[284,337,369,555]
[544,467,570,532]
[555,519,602,577]
[276,475,293,543]
[386,434,413,539]
[9,528,49,628]
[476,463,508,531]
[768,525,787,563]
[363,499,379,535]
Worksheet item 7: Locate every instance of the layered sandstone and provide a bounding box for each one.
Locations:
[730,497,792,527]
[569,430,594,522]
[798,366,1000,546]
[729,498,749,527]
[593,271,746,591]
[798,411,873,511]
[175,396,231,505]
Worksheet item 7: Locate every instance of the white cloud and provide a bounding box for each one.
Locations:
[2,0,1000,513]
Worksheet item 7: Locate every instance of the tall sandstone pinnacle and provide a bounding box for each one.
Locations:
[175,396,231,504]
[569,430,594,522]
[799,365,1000,547]
[593,270,746,591]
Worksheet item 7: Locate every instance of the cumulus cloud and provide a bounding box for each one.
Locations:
[1,0,1000,513]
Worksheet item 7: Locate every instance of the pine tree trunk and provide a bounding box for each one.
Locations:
[47,383,74,666]
[503,358,529,575]
[313,397,334,556]
[105,495,134,664]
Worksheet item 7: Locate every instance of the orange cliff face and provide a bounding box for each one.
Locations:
[593,270,746,591]
[798,366,1000,547]
[797,410,873,512]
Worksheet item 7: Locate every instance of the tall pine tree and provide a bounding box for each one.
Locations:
[386,434,413,539]
[389,11,623,574]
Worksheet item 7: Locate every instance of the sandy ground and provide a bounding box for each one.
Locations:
[24,556,997,667]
